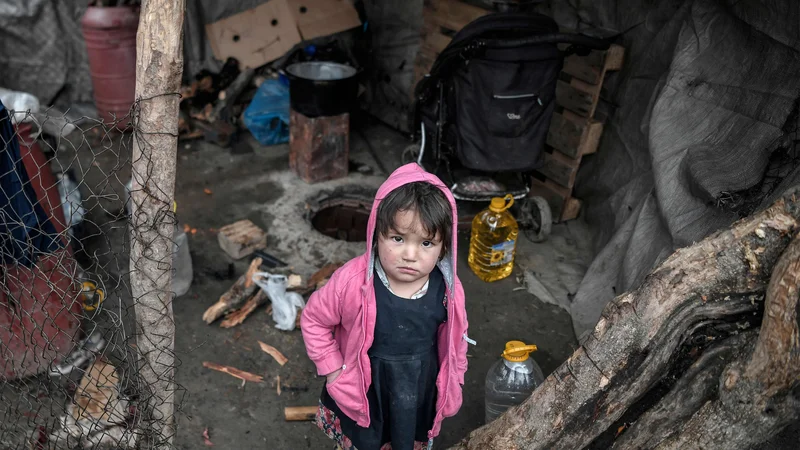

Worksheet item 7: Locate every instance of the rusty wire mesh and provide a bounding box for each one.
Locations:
[0,101,183,450]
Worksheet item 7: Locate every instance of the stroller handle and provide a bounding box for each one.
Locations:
[477,32,611,51]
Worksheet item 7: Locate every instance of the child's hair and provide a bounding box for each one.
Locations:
[375,182,452,255]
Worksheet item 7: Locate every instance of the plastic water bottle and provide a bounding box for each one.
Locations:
[468,194,519,282]
[171,223,193,297]
[171,202,193,298]
[127,182,193,297]
[485,341,544,423]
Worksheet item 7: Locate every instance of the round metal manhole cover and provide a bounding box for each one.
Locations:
[310,195,372,242]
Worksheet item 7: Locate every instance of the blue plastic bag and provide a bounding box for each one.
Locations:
[243,78,290,146]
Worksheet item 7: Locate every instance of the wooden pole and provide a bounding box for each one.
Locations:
[130,0,185,447]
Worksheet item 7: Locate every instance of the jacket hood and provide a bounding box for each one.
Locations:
[365,163,458,289]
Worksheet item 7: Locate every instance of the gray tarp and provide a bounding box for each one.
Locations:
[0,0,91,106]
[539,0,800,339]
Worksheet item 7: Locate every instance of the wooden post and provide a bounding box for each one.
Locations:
[130,0,185,447]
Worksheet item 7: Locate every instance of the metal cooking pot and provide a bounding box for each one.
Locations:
[285,61,359,118]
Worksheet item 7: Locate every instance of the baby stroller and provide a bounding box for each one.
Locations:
[407,11,609,241]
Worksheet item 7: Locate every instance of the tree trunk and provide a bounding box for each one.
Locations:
[451,189,800,450]
[129,0,185,448]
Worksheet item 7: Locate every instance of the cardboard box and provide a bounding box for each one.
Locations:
[287,0,361,41]
[205,0,302,69]
[206,0,361,69]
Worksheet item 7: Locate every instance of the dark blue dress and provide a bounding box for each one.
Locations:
[321,266,447,449]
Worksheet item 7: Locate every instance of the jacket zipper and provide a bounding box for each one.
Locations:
[359,285,370,424]
[428,286,454,443]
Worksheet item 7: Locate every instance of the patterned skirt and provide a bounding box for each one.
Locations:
[315,402,428,450]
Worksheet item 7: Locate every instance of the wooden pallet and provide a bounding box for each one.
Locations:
[413,0,625,222]
[532,45,624,221]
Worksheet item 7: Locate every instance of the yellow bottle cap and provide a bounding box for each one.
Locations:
[489,194,515,213]
[502,340,538,362]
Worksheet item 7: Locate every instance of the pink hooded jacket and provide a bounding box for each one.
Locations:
[301,163,470,442]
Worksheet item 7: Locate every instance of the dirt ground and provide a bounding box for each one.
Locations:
[3,116,792,450]
[167,123,587,449]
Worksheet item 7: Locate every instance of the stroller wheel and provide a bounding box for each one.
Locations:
[524,196,552,243]
[402,144,421,165]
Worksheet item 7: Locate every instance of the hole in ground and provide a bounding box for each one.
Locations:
[310,195,372,242]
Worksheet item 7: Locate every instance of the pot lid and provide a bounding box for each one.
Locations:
[286,62,357,81]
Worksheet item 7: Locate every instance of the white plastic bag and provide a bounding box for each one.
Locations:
[252,272,305,331]
[56,172,85,238]
[0,87,40,122]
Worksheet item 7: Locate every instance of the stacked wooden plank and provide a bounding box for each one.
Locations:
[413,0,625,222]
[531,45,625,222]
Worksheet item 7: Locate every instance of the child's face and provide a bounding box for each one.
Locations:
[377,209,444,292]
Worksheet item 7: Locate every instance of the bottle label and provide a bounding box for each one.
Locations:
[489,240,515,266]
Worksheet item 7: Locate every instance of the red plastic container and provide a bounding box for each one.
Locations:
[81,6,139,124]
[1,124,81,380]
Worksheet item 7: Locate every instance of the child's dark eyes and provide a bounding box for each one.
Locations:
[391,236,403,243]
[422,241,434,248]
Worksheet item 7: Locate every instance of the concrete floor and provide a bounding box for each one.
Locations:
[167,124,588,449]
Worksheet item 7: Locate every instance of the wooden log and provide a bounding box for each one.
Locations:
[202,258,262,324]
[284,406,318,421]
[289,109,349,184]
[129,0,185,447]
[210,67,255,123]
[217,219,267,260]
[652,231,800,449]
[449,189,800,450]
[219,290,268,328]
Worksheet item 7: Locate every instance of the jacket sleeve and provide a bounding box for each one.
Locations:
[301,269,345,376]
[454,278,469,385]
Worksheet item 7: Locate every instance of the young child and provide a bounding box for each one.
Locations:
[301,163,471,450]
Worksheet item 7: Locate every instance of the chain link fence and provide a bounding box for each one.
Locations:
[0,101,182,450]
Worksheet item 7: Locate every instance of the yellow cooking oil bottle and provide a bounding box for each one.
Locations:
[468,194,519,282]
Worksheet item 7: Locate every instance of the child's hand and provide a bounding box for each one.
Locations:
[326,368,343,384]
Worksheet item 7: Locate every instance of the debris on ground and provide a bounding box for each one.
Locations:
[275,375,281,396]
[42,359,138,449]
[202,427,214,446]
[179,57,246,146]
[293,262,344,295]
[284,406,318,421]
[220,290,268,328]
[252,272,305,331]
[203,258,262,324]
[202,361,264,386]
[217,220,267,260]
[49,331,106,376]
[258,341,288,366]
